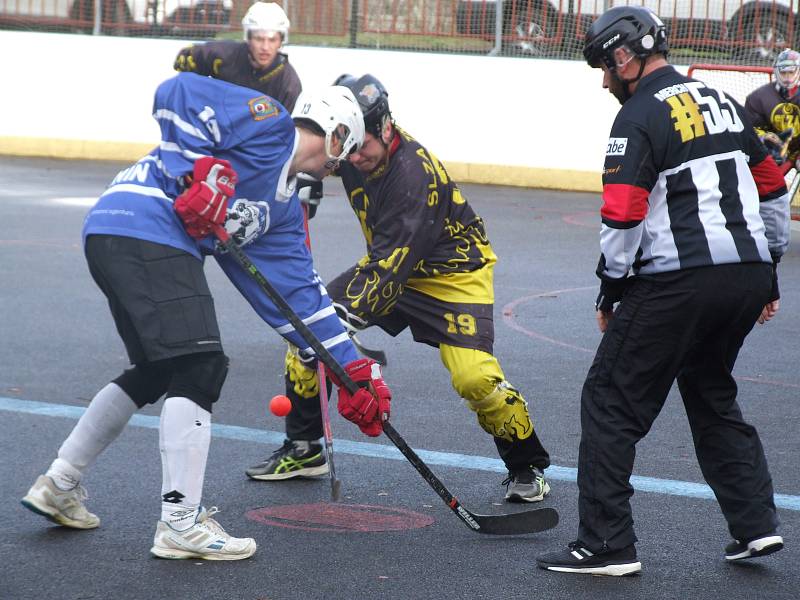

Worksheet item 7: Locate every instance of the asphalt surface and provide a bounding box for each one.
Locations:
[1,156,798,599]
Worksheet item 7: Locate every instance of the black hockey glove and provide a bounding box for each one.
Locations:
[297,173,323,219]
[769,255,780,302]
[595,277,630,312]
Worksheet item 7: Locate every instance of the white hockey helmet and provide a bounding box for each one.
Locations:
[242,2,290,41]
[774,48,800,100]
[292,86,366,163]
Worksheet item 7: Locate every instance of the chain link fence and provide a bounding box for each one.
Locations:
[1,0,798,64]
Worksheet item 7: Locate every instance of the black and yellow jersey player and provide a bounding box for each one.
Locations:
[245,73,552,505]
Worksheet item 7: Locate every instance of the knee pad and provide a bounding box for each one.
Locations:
[446,348,504,402]
[285,346,319,399]
[113,363,171,408]
[167,352,229,413]
[468,381,533,443]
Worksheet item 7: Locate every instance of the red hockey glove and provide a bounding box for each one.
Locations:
[329,358,391,437]
[174,157,237,239]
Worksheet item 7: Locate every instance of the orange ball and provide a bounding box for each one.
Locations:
[269,394,292,417]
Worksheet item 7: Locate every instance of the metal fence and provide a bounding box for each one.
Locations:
[1,0,798,64]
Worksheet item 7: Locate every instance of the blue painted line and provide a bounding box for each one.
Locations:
[3,396,799,512]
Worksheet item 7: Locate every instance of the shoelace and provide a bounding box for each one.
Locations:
[198,506,228,536]
[75,485,89,501]
[61,485,90,509]
[501,468,537,488]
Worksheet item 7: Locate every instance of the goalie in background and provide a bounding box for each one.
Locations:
[745,48,800,213]
[245,73,553,506]
[173,1,301,112]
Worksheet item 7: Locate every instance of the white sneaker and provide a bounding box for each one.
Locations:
[150,507,257,561]
[21,475,100,529]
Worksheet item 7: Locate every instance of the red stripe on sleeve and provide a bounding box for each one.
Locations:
[750,156,788,197]
[600,183,649,223]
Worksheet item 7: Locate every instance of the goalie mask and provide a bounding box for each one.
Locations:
[774,48,800,100]
[333,73,392,139]
[584,6,668,71]
[292,86,365,164]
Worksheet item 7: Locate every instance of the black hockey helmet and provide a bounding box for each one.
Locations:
[583,6,668,70]
[332,73,392,138]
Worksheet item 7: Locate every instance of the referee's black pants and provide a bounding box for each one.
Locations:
[577,262,779,551]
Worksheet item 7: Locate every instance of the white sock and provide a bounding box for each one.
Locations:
[161,503,201,531]
[47,383,137,490]
[159,396,211,530]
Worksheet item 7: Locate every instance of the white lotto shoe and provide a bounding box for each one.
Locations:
[21,475,100,529]
[150,507,257,561]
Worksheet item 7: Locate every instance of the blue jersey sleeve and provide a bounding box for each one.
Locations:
[152,73,295,189]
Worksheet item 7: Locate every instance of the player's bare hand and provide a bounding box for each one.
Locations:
[757,299,780,324]
[596,309,613,332]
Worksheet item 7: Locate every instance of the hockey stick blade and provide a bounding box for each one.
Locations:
[382,421,558,535]
[212,228,555,533]
[351,334,387,366]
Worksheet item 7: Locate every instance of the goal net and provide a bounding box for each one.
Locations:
[688,64,800,221]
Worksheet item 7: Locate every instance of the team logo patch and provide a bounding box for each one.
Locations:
[359,83,381,104]
[249,96,279,120]
[606,137,628,156]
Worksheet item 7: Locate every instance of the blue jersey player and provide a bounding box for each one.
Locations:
[21,72,392,561]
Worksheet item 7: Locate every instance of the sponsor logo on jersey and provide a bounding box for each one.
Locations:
[606,138,628,156]
[603,164,622,176]
[249,96,279,121]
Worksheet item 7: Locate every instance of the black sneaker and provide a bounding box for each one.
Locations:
[725,532,784,561]
[245,439,329,481]
[503,466,550,503]
[537,541,642,576]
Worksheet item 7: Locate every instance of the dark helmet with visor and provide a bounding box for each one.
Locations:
[583,6,668,70]
[333,73,392,138]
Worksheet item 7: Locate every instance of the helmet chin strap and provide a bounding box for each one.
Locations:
[612,56,648,102]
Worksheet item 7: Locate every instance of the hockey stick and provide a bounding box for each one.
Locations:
[317,362,342,501]
[350,334,387,366]
[215,226,559,535]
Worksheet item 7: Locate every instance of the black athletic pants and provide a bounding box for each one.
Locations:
[577,263,779,551]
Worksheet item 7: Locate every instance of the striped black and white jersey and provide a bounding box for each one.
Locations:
[599,65,790,284]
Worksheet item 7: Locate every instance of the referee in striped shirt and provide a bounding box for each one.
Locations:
[538,6,790,575]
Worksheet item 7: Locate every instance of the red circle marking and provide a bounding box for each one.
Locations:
[245,503,435,533]
[502,287,800,389]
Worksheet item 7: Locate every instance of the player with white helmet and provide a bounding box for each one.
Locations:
[241,0,290,41]
[21,74,389,562]
[174,2,301,112]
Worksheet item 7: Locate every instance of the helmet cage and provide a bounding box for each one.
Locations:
[774,49,800,98]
